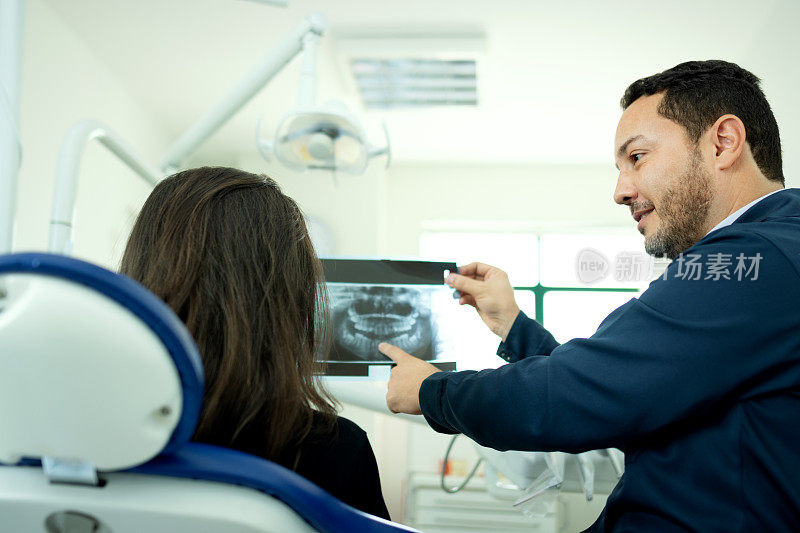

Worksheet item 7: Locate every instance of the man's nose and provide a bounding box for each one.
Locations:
[613,171,637,206]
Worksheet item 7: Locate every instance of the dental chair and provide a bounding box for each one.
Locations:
[0,253,415,533]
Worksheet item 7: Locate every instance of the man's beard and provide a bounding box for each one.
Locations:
[643,150,714,259]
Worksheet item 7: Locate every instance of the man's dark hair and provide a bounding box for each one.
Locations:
[621,60,784,184]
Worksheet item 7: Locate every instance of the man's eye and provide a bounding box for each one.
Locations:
[631,153,644,163]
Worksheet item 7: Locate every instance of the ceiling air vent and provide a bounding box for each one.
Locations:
[350,58,478,109]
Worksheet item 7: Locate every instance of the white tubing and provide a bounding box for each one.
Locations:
[324,379,429,427]
[0,0,23,255]
[296,33,319,109]
[49,120,163,255]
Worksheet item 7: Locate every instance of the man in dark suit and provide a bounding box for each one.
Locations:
[381,60,800,531]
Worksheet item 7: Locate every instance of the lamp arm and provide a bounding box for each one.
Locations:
[48,120,163,255]
[0,0,23,256]
[296,32,319,109]
[368,120,392,169]
[159,11,328,173]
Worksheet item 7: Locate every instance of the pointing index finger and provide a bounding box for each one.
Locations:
[378,342,409,363]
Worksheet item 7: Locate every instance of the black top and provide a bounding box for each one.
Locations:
[229,414,391,520]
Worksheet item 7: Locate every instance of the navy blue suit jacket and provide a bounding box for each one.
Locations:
[419,188,800,532]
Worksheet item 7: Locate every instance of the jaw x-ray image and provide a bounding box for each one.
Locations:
[320,259,458,377]
[329,285,436,362]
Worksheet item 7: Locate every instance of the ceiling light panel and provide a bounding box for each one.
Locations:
[352,58,477,108]
[337,37,485,110]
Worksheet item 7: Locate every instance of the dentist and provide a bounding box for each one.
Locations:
[382,60,800,532]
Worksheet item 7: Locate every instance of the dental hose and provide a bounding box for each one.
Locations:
[440,434,484,493]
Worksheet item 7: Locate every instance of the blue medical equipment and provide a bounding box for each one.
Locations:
[0,252,416,533]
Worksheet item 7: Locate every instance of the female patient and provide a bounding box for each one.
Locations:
[120,166,390,519]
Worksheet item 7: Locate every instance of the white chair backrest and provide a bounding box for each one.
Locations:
[0,273,182,469]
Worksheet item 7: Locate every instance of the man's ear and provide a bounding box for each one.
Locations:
[710,114,746,172]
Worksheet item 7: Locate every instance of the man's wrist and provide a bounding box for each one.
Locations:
[498,308,521,342]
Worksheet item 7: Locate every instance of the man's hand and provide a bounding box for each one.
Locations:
[447,262,520,341]
[380,342,441,415]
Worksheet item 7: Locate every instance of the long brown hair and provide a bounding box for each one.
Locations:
[120,167,336,463]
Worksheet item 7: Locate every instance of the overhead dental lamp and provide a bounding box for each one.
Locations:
[263,102,390,174]
[256,26,389,174]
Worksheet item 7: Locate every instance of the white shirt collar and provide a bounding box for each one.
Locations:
[705,189,785,236]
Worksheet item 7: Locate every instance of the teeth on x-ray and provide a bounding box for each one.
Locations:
[330,285,435,362]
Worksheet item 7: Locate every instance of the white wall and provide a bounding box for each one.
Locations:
[14,0,168,268]
[741,0,800,187]
[383,162,633,257]
[237,153,386,257]
[235,157,632,260]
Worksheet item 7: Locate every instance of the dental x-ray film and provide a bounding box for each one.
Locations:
[321,259,458,377]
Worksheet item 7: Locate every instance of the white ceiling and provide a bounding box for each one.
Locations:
[44,0,800,168]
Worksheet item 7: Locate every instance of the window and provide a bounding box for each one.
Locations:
[543,290,635,343]
[419,229,658,363]
[419,232,538,286]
